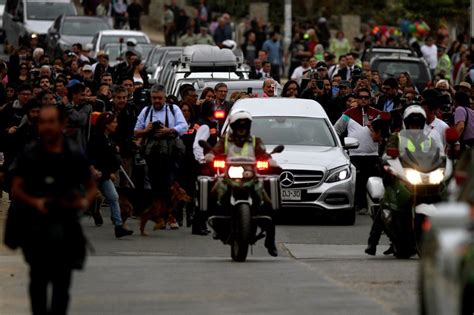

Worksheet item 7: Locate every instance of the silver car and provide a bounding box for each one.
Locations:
[223,98,358,225]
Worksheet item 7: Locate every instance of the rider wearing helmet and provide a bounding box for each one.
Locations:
[205,110,279,257]
[366,105,443,256]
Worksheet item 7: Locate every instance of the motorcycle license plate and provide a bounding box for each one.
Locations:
[281,189,301,201]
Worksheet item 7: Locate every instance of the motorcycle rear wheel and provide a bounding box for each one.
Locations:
[231,204,251,262]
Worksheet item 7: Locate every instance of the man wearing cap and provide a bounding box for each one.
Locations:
[93,51,113,82]
[195,26,214,45]
[81,64,97,94]
[455,81,472,95]
[316,61,329,79]
[436,45,452,82]
[290,57,311,85]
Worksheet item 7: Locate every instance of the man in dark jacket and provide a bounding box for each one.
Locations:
[8,104,97,315]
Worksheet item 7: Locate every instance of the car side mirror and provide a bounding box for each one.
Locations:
[343,137,359,150]
[270,145,285,155]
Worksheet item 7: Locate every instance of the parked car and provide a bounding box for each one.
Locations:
[103,43,154,67]
[87,30,151,58]
[3,0,76,50]
[47,15,111,54]
[370,55,431,92]
[361,46,417,62]
[145,46,183,77]
[221,98,358,225]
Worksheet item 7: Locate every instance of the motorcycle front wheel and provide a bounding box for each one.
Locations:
[231,203,251,262]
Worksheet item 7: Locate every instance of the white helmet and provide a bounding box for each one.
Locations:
[229,110,253,133]
[222,39,237,51]
[403,105,426,130]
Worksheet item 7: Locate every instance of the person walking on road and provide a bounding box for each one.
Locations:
[7,105,97,315]
[87,112,134,237]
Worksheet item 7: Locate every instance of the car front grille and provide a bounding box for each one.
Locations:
[280,170,325,189]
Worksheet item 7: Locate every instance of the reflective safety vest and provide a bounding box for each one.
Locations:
[400,134,432,153]
[224,135,256,158]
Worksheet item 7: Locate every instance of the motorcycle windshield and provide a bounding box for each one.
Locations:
[398,130,445,173]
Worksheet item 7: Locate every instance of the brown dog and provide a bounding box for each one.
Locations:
[119,194,134,224]
[140,182,192,236]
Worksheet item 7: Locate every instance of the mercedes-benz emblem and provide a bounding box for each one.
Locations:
[280,171,295,188]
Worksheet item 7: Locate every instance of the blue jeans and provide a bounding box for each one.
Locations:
[99,179,122,226]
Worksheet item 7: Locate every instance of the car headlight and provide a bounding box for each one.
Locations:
[326,165,351,183]
[428,169,445,184]
[228,166,244,179]
[405,169,422,185]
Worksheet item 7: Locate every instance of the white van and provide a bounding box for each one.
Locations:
[3,0,76,49]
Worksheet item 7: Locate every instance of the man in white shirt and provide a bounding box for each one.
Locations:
[290,57,311,85]
[422,99,449,145]
[421,36,438,76]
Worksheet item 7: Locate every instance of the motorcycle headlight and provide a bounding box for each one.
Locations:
[228,166,244,179]
[405,169,422,185]
[428,169,445,184]
[326,165,351,183]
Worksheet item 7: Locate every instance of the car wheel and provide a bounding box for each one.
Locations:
[338,209,356,225]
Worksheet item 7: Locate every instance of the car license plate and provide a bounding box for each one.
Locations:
[281,189,302,201]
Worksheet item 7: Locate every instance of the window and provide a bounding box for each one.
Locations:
[252,117,337,147]
[26,2,75,20]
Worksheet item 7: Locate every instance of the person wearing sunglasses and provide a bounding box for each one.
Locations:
[334,88,382,216]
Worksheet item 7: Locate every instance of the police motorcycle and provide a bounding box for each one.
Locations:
[197,111,284,262]
[366,106,456,258]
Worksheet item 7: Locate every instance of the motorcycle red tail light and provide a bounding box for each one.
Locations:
[422,218,432,232]
[256,161,269,171]
[213,160,226,169]
[215,110,225,119]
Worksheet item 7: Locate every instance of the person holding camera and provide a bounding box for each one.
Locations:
[134,84,187,200]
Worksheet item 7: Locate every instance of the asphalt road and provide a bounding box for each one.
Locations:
[0,198,418,315]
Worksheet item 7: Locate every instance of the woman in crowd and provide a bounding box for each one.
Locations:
[87,112,134,238]
[129,59,149,88]
[281,80,300,98]
[398,72,416,91]
[178,103,198,227]
[199,87,216,104]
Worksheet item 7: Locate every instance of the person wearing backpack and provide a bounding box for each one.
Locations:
[134,84,187,226]
[454,91,474,151]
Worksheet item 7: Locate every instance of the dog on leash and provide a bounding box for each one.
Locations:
[119,194,134,224]
[140,182,192,236]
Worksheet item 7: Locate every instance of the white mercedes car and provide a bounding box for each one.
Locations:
[223,98,358,225]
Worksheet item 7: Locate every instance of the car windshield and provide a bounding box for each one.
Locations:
[99,35,148,49]
[62,20,110,36]
[375,61,428,81]
[26,3,75,20]
[252,117,336,147]
[0,0,5,4]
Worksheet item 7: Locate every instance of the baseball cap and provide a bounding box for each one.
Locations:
[97,50,109,58]
[316,61,328,69]
[67,79,81,89]
[454,81,472,91]
[126,38,138,46]
[82,64,93,72]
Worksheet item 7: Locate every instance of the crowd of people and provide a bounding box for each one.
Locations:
[1,1,474,312]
